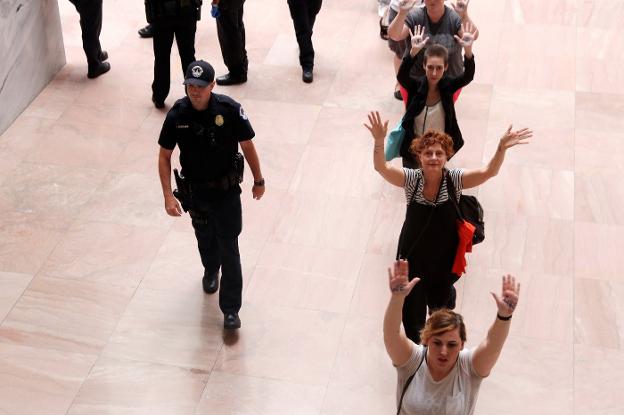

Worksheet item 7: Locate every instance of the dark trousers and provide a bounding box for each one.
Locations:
[216,0,248,76]
[68,0,104,71]
[287,0,322,70]
[151,19,197,102]
[190,191,243,314]
[402,273,458,343]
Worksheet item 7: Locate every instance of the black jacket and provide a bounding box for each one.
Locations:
[397,53,475,162]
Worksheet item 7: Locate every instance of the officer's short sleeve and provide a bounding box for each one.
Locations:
[158,110,178,150]
[233,103,255,142]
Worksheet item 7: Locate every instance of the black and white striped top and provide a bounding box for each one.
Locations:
[403,168,464,206]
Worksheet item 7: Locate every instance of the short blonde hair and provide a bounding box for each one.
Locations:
[420,309,467,344]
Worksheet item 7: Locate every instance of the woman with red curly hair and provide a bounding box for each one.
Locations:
[364,111,531,343]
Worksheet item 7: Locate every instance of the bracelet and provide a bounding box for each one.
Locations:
[497,313,512,321]
[253,178,265,187]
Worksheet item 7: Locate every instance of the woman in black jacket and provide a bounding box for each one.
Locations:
[398,23,476,167]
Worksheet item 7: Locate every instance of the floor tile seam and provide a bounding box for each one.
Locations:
[249,265,360,283]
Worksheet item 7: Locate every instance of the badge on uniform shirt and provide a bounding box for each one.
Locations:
[215,114,224,126]
[239,106,248,120]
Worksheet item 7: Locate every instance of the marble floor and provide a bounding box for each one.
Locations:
[1,0,623,413]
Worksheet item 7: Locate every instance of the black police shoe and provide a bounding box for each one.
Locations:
[224,313,241,330]
[87,62,111,79]
[100,50,108,61]
[393,89,402,101]
[151,96,165,109]
[216,73,247,86]
[138,24,154,38]
[202,271,219,294]
[302,68,313,83]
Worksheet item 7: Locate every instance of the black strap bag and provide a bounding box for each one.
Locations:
[445,171,485,245]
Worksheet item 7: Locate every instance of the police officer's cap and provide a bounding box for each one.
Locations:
[183,60,215,87]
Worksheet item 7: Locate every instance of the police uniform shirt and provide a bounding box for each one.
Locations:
[158,93,255,181]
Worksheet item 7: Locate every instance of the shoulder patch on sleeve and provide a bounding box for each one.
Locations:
[239,106,248,120]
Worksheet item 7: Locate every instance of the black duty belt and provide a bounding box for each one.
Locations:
[189,171,239,191]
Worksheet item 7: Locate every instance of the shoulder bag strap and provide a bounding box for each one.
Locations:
[396,346,427,415]
[445,170,464,220]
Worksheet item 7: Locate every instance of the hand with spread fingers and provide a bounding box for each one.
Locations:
[399,0,419,12]
[491,274,520,318]
[498,125,533,151]
[388,259,420,297]
[364,111,389,142]
[409,25,429,55]
[454,21,477,49]
[451,0,470,19]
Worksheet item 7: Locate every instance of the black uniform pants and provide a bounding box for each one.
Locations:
[287,0,322,70]
[190,190,243,314]
[68,0,104,72]
[151,19,197,102]
[216,0,248,76]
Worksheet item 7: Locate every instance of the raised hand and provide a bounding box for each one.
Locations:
[409,25,429,52]
[454,21,477,48]
[398,0,419,11]
[451,0,470,19]
[498,125,533,150]
[364,111,389,142]
[388,259,420,297]
[490,274,520,318]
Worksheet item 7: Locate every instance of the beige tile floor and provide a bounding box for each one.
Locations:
[1,0,623,413]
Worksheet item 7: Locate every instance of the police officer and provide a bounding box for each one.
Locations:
[157,60,264,330]
[146,0,202,108]
[68,0,110,78]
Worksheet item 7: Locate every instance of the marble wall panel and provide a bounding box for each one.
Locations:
[0,0,66,134]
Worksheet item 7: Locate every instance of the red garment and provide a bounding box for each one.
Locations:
[452,219,474,275]
[400,84,408,106]
[452,87,462,103]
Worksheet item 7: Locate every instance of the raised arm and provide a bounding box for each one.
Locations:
[472,274,520,377]
[388,0,418,41]
[462,125,532,189]
[384,260,420,366]
[397,25,429,90]
[363,111,406,187]
[452,0,480,41]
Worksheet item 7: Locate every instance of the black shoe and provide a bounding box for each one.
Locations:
[394,89,402,100]
[138,24,153,38]
[151,96,165,109]
[224,313,241,330]
[100,50,108,61]
[302,69,313,83]
[87,62,111,79]
[202,271,219,294]
[379,18,389,40]
[216,73,247,86]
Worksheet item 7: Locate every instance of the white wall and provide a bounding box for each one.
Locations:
[0,0,66,134]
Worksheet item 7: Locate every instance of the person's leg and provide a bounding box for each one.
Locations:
[426,273,459,313]
[216,0,248,77]
[151,23,175,104]
[70,0,104,72]
[190,211,221,277]
[213,191,243,315]
[287,0,314,70]
[174,20,197,75]
[402,278,428,344]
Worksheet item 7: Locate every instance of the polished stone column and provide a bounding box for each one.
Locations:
[0,0,66,134]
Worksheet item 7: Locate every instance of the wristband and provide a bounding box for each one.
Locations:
[497,313,512,321]
[254,178,265,187]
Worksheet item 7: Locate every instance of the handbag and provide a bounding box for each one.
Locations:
[445,171,485,244]
[385,119,405,161]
